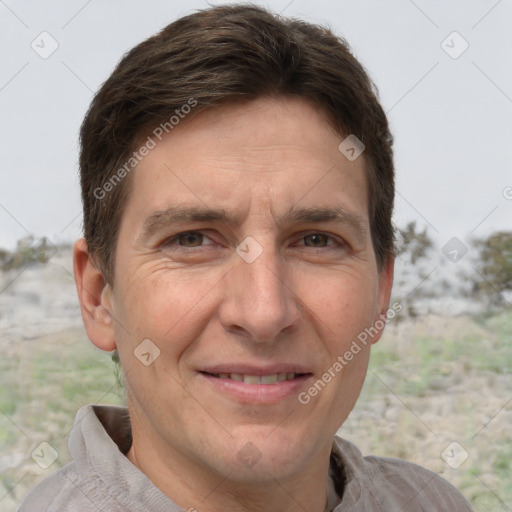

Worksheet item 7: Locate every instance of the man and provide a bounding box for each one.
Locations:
[19,4,473,511]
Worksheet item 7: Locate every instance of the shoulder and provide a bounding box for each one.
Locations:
[363,454,473,508]
[17,463,84,512]
[17,457,112,512]
[332,436,473,511]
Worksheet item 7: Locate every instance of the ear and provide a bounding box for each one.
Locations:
[73,238,117,352]
[371,256,395,345]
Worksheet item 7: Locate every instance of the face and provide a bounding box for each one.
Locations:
[84,97,393,484]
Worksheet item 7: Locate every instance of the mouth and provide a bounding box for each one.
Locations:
[201,371,307,384]
[198,368,313,404]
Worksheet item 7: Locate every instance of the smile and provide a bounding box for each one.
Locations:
[203,372,303,384]
[199,370,313,404]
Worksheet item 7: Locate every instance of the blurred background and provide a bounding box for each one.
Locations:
[0,1,511,510]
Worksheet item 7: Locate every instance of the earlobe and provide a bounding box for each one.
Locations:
[73,238,117,352]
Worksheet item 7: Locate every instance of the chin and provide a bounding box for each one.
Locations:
[209,425,320,482]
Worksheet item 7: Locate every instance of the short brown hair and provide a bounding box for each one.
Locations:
[79,3,394,284]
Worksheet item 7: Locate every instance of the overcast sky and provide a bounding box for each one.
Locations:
[1,0,511,254]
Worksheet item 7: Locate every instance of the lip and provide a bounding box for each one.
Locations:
[200,363,312,376]
[197,365,314,404]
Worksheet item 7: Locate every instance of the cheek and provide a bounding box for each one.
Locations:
[112,268,220,358]
[295,271,378,347]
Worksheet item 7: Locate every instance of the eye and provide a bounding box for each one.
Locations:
[176,232,204,247]
[302,233,335,248]
[161,231,214,249]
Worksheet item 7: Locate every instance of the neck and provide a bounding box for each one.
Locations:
[127,425,331,512]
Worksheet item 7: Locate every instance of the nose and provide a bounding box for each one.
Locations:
[218,246,301,344]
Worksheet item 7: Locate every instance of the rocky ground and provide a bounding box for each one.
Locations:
[0,246,510,511]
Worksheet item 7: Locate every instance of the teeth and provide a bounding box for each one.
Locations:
[260,374,278,384]
[244,375,261,384]
[215,372,297,384]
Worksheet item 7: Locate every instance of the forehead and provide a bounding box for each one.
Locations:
[155,97,345,165]
[124,97,369,227]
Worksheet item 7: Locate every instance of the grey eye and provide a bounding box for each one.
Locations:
[178,232,204,247]
[303,234,330,247]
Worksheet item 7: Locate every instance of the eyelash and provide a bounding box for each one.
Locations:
[162,231,215,249]
[159,230,345,251]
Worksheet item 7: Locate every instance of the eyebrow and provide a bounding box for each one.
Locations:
[140,205,367,242]
[281,206,366,238]
[140,207,230,239]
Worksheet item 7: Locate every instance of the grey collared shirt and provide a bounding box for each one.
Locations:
[18,405,473,511]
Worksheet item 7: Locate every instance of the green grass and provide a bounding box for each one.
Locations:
[1,312,511,511]
[354,311,512,511]
[0,329,124,508]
